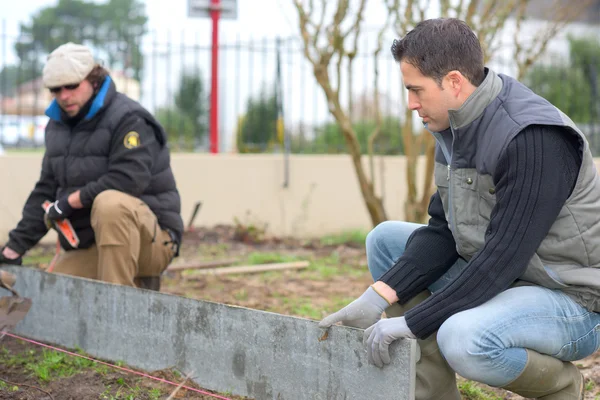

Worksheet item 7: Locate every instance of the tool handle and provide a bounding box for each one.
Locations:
[0,271,16,289]
[42,200,52,213]
[0,270,18,296]
[41,200,80,248]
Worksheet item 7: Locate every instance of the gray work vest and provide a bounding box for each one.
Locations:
[433,68,600,312]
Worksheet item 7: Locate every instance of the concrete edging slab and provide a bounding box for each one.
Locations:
[4,266,416,400]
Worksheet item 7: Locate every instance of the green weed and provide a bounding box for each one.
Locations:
[320,230,368,247]
[458,381,503,400]
[233,288,249,301]
[244,252,299,265]
[586,378,596,391]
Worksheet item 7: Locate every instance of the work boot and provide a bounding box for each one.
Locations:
[502,349,584,399]
[134,276,161,292]
[386,292,462,400]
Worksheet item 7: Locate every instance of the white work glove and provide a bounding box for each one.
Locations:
[318,286,391,329]
[364,316,416,368]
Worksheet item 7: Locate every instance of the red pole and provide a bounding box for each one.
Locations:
[209,0,220,154]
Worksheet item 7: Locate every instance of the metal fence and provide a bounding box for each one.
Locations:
[1,19,599,155]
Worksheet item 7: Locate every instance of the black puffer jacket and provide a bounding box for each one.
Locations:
[8,76,183,253]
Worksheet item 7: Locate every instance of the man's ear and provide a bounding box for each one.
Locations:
[445,70,464,96]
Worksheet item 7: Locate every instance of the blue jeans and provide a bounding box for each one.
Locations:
[366,221,600,387]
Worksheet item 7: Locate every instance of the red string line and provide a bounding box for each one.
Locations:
[2,332,233,400]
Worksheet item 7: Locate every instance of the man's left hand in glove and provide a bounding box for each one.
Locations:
[45,196,75,221]
[0,246,22,266]
[364,316,416,368]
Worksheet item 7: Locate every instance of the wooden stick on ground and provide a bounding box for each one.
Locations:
[165,371,194,400]
[190,261,310,276]
[166,258,239,272]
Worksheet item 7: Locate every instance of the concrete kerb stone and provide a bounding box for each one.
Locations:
[2,266,417,400]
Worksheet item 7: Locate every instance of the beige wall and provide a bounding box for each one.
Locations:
[0,153,434,246]
[5,152,600,246]
[0,154,600,244]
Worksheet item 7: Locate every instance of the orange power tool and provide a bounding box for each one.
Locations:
[42,200,80,248]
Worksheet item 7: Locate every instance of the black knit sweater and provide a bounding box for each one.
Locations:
[378,125,582,339]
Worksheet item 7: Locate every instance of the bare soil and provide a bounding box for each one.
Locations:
[1,225,598,399]
[0,335,247,399]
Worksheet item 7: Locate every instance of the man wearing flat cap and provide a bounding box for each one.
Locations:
[0,42,183,290]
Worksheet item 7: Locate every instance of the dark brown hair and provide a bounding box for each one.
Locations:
[85,64,110,92]
[391,18,485,87]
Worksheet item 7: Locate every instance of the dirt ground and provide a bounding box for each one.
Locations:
[1,224,598,399]
[0,335,249,400]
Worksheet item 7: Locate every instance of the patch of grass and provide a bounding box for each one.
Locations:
[100,378,147,400]
[320,230,368,247]
[196,243,231,258]
[0,380,19,392]
[586,378,596,391]
[233,288,249,301]
[302,260,340,279]
[267,294,361,321]
[28,348,98,381]
[259,271,285,283]
[268,294,323,320]
[289,300,322,320]
[328,296,358,312]
[0,345,107,382]
[22,247,55,266]
[148,388,162,399]
[459,381,503,400]
[243,252,299,265]
[0,344,190,399]
[301,254,368,280]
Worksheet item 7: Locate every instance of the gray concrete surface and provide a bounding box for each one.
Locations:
[3,266,416,400]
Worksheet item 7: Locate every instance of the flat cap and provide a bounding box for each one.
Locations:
[42,42,95,88]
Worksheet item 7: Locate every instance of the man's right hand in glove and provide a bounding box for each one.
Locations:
[318,285,393,329]
[0,246,22,266]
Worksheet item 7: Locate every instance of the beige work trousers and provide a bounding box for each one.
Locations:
[52,190,175,288]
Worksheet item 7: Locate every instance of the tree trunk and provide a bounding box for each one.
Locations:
[337,108,388,226]
[402,111,436,223]
[313,67,388,226]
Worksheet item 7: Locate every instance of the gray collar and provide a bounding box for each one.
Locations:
[448,68,503,130]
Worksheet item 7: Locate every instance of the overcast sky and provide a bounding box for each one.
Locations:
[1,0,299,36]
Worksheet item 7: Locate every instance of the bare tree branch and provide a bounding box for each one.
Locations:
[293,0,318,65]
[308,0,327,49]
[440,0,451,17]
[418,0,431,21]
[464,0,480,26]
[403,0,416,32]
[512,0,527,70]
[368,9,393,187]
[515,0,594,79]
[292,0,388,224]
[456,0,468,19]
[342,0,367,40]
[474,0,520,61]
[345,0,366,121]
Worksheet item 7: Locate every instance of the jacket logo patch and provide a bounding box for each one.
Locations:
[124,131,140,149]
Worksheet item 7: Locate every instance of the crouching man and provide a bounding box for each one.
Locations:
[0,42,183,290]
[320,18,599,400]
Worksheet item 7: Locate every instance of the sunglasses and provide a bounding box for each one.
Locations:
[49,83,80,94]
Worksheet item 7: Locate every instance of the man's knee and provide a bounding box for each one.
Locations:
[91,190,136,223]
[366,221,397,250]
[366,221,396,279]
[438,312,498,381]
[366,221,409,280]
